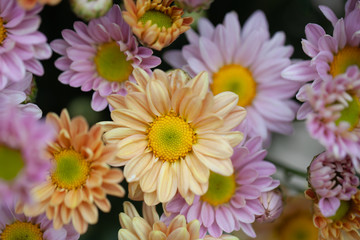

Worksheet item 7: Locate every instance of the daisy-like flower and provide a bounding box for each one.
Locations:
[118,201,200,240]
[0,202,79,240]
[256,189,283,223]
[162,136,280,238]
[164,11,299,143]
[306,188,360,240]
[51,5,160,112]
[21,109,125,234]
[17,0,61,10]
[122,0,193,51]
[174,0,214,12]
[99,68,246,205]
[305,66,360,161]
[282,0,360,119]
[0,72,41,118]
[0,105,54,205]
[308,151,359,218]
[0,0,51,89]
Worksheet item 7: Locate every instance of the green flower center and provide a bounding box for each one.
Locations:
[330,46,360,77]
[0,221,43,240]
[335,95,360,130]
[0,145,24,181]
[329,200,351,221]
[200,171,236,206]
[94,41,133,83]
[139,10,173,29]
[211,64,257,107]
[51,149,90,190]
[147,112,196,162]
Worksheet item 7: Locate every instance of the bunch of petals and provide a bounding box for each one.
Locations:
[17,0,61,10]
[174,0,214,12]
[0,104,54,205]
[0,0,51,90]
[99,68,246,206]
[308,151,359,218]
[0,202,79,240]
[51,4,161,111]
[21,109,125,234]
[164,11,299,143]
[161,136,279,238]
[118,201,238,240]
[306,188,360,240]
[305,66,360,161]
[256,189,283,223]
[0,72,41,118]
[282,0,360,119]
[122,0,193,51]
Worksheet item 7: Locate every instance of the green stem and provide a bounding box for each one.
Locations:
[266,158,308,178]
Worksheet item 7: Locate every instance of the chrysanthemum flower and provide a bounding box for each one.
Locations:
[0,72,41,118]
[162,136,279,238]
[118,201,201,240]
[99,68,246,205]
[174,0,213,12]
[70,0,112,21]
[256,189,283,223]
[21,109,125,234]
[0,202,79,240]
[306,188,360,240]
[308,151,359,218]
[51,5,160,112]
[282,0,360,119]
[305,66,360,161]
[203,235,239,240]
[122,0,193,51]
[0,105,54,205]
[17,0,61,10]
[164,11,299,143]
[0,0,51,89]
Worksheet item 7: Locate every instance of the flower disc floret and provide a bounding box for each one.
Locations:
[1,221,43,240]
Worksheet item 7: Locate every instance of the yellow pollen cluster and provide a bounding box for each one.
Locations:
[51,148,90,190]
[0,221,43,240]
[147,112,196,162]
[330,46,360,77]
[0,17,6,45]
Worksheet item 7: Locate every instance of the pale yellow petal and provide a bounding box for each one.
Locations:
[144,191,159,206]
[187,220,200,240]
[146,79,171,116]
[171,87,190,113]
[179,95,202,122]
[192,114,223,133]
[118,229,139,240]
[133,217,152,240]
[140,160,162,192]
[216,131,243,148]
[142,202,159,226]
[188,173,208,196]
[123,201,140,218]
[157,161,177,203]
[116,134,148,159]
[153,69,169,89]
[153,221,167,233]
[132,68,150,91]
[128,182,144,201]
[124,152,155,182]
[217,106,246,131]
[176,159,190,197]
[97,121,122,132]
[167,227,190,240]
[32,182,55,202]
[185,153,209,184]
[102,182,125,197]
[193,134,233,159]
[167,215,186,234]
[193,150,234,176]
[119,212,134,230]
[111,109,148,132]
[107,94,126,109]
[213,92,239,118]
[149,231,167,240]
[103,127,142,143]
[78,202,98,224]
[126,92,154,122]
[186,71,209,99]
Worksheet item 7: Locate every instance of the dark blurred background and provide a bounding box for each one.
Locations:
[36,0,344,239]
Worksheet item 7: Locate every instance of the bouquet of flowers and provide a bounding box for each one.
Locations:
[0,0,359,239]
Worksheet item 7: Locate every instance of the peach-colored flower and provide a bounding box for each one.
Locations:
[17,0,61,10]
[99,68,246,205]
[122,0,193,50]
[118,201,200,240]
[306,189,360,240]
[20,109,125,234]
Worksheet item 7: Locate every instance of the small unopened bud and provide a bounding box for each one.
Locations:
[256,189,283,223]
[70,0,113,21]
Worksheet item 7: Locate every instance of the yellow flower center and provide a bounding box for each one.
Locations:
[211,64,256,107]
[330,46,360,77]
[279,214,318,240]
[335,95,360,130]
[329,200,351,221]
[147,112,196,162]
[0,17,7,45]
[0,145,24,181]
[139,10,173,29]
[200,171,236,206]
[51,149,90,190]
[0,221,43,240]
[94,41,133,83]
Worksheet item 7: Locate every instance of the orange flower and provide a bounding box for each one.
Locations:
[122,0,193,50]
[20,109,125,234]
[99,68,246,205]
[17,0,61,10]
